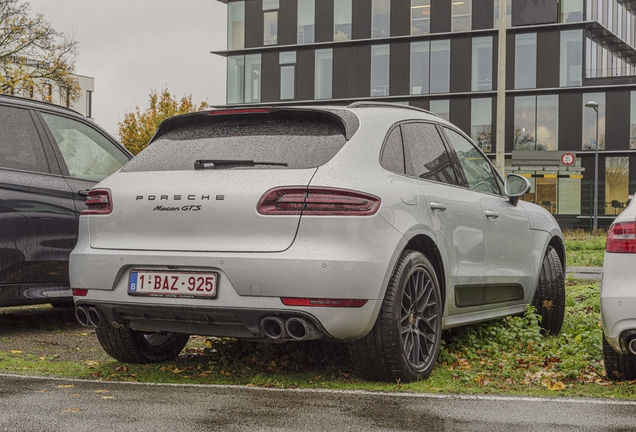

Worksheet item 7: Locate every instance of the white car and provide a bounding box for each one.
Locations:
[602,199,636,380]
[70,103,565,382]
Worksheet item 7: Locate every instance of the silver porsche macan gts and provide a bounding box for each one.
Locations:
[70,103,566,382]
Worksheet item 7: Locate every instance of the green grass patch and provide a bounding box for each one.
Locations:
[563,229,606,267]
[2,280,635,399]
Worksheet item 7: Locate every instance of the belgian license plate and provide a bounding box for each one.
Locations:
[128,270,217,299]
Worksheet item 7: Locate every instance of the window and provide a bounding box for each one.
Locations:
[472,36,493,91]
[298,0,315,44]
[372,0,390,38]
[315,49,333,100]
[245,54,262,103]
[401,122,457,185]
[263,0,279,45]
[227,55,245,104]
[513,95,558,151]
[430,40,450,94]
[429,100,449,121]
[560,30,583,87]
[557,158,581,214]
[410,41,429,95]
[452,0,471,32]
[227,1,245,50]
[86,90,93,119]
[334,0,352,41]
[494,0,511,28]
[381,127,405,174]
[631,91,636,149]
[280,52,296,100]
[0,106,49,173]
[582,93,605,150]
[41,113,128,181]
[559,0,584,23]
[606,157,629,215]
[371,45,390,96]
[411,0,430,35]
[444,128,501,195]
[515,33,537,89]
[471,98,492,153]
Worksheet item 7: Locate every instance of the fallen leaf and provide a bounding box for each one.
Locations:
[60,408,82,413]
[94,390,109,394]
[10,350,22,354]
[57,385,75,389]
[79,333,89,337]
[72,394,81,397]
[101,396,115,400]
[39,357,45,361]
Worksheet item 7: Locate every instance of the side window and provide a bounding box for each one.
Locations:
[40,113,129,181]
[0,106,50,174]
[401,122,458,185]
[444,127,501,195]
[380,126,405,174]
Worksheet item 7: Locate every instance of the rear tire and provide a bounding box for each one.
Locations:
[603,336,636,381]
[532,246,565,335]
[95,326,189,363]
[349,250,442,382]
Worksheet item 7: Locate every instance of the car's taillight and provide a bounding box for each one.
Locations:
[606,221,636,253]
[72,288,88,297]
[257,187,381,216]
[81,189,112,215]
[281,298,368,307]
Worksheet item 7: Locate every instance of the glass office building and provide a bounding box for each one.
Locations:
[217,0,636,227]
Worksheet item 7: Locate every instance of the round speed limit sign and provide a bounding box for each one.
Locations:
[561,152,575,166]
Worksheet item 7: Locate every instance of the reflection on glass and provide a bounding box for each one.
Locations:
[472,36,492,91]
[536,176,557,214]
[227,55,245,104]
[606,157,630,215]
[244,54,261,103]
[560,0,584,22]
[430,40,450,94]
[514,96,536,150]
[411,0,430,35]
[227,1,245,50]
[372,0,391,38]
[560,30,582,87]
[471,98,492,152]
[515,33,537,89]
[297,0,315,44]
[264,11,278,45]
[537,95,558,151]
[410,41,430,95]
[430,100,449,121]
[315,49,333,100]
[263,0,279,10]
[371,45,390,96]
[582,92,605,150]
[280,52,296,101]
[452,0,471,32]
[334,0,352,41]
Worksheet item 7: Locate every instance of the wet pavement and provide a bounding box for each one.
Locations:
[0,374,635,431]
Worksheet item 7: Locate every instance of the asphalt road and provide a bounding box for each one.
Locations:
[0,374,635,431]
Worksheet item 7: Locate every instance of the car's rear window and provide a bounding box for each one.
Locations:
[121,115,348,172]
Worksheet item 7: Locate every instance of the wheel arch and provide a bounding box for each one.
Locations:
[404,234,446,313]
[547,235,566,273]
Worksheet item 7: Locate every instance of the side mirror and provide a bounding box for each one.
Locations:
[505,174,531,207]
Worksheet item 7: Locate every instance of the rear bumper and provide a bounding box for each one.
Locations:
[601,253,636,353]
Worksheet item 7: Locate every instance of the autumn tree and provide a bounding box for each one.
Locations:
[118,88,208,155]
[0,0,80,102]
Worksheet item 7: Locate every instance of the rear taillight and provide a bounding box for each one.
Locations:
[606,222,636,253]
[72,288,88,296]
[257,187,381,216]
[81,189,112,215]
[281,298,368,308]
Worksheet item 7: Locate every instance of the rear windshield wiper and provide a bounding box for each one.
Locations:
[194,159,288,170]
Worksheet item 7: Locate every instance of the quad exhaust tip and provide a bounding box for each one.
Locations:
[75,306,105,328]
[628,338,636,355]
[260,316,321,341]
[260,317,287,340]
[75,306,89,327]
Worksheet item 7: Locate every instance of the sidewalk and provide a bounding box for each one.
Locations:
[566,266,602,280]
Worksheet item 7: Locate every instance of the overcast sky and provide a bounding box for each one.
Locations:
[27,0,228,136]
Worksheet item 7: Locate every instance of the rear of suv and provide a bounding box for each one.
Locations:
[0,95,131,307]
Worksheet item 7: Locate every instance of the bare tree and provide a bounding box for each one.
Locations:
[0,0,79,103]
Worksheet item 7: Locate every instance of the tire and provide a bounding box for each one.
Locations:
[603,336,636,381]
[532,245,565,335]
[349,250,442,383]
[95,326,189,363]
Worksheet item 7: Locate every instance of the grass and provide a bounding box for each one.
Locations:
[563,229,606,267]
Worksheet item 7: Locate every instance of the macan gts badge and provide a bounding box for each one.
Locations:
[70,103,566,383]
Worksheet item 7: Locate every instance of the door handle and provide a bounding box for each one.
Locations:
[485,210,499,219]
[429,202,447,211]
[77,189,90,198]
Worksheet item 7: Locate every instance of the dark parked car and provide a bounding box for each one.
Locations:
[0,94,131,307]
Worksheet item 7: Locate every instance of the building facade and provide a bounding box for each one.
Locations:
[216,0,636,227]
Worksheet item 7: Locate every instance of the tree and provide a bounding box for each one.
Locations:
[118,88,208,155]
[0,0,80,102]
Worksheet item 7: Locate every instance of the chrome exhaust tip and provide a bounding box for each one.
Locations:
[285,318,320,341]
[260,317,287,340]
[87,307,103,328]
[628,338,636,355]
[75,306,89,327]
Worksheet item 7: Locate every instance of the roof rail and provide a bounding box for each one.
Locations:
[0,92,81,116]
[347,101,443,119]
